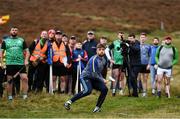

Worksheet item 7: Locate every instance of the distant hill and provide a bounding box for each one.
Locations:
[0,0,179,43]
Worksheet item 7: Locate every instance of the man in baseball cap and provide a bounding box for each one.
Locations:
[156,35,178,98]
[87,30,94,35]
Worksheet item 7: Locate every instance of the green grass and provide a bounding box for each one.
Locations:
[0,31,180,118]
[0,91,180,118]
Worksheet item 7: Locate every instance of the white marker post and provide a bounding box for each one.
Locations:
[49,47,53,94]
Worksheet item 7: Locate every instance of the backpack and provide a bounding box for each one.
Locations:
[158,45,176,59]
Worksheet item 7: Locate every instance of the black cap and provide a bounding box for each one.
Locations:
[70,35,76,40]
[56,30,63,35]
[62,34,68,37]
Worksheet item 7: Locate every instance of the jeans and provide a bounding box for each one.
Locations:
[150,65,157,90]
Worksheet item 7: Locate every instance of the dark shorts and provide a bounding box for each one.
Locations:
[121,63,126,72]
[6,65,27,76]
[53,62,68,76]
[139,65,150,73]
[112,64,123,69]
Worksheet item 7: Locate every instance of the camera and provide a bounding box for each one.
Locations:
[120,40,130,57]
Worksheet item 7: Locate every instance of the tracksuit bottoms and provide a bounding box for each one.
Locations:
[70,77,108,108]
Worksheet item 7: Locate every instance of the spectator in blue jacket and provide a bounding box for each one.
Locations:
[71,41,88,94]
[149,37,159,95]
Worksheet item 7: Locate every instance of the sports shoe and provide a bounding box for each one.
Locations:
[170,77,174,81]
[157,91,161,98]
[119,90,124,95]
[93,106,101,113]
[60,91,65,94]
[23,94,28,100]
[142,92,147,97]
[165,93,171,98]
[112,89,116,96]
[8,95,13,102]
[132,92,138,97]
[152,89,156,95]
[64,101,71,110]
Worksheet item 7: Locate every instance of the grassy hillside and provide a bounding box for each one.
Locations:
[0,35,179,118]
[0,0,180,118]
[0,0,180,43]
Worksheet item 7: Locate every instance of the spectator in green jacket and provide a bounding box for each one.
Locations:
[155,36,178,98]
